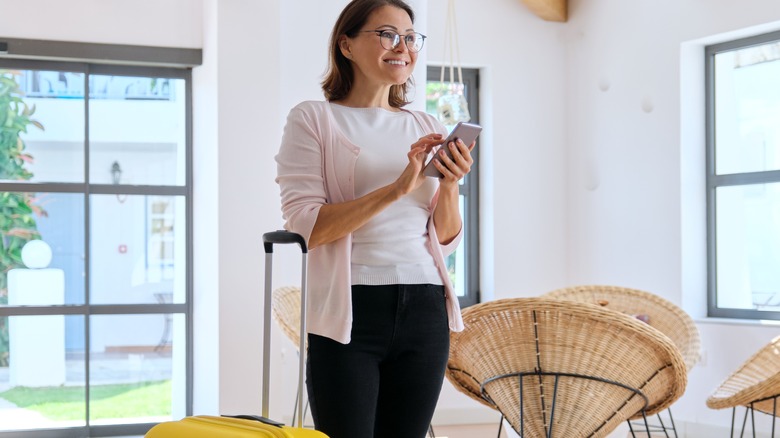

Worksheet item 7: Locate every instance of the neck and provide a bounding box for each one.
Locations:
[338,79,395,110]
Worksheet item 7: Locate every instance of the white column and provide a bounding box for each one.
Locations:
[7,240,66,387]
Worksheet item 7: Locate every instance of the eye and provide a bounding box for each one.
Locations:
[379,30,397,40]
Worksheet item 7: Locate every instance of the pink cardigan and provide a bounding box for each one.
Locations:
[275,101,465,344]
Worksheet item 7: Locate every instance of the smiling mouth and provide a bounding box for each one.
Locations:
[385,59,409,66]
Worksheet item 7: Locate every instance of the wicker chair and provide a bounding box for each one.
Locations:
[271,286,304,349]
[543,285,701,371]
[542,285,701,436]
[707,335,780,436]
[270,286,309,426]
[446,298,688,437]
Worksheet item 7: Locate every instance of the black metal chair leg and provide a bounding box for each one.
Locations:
[628,418,637,437]
[641,411,652,438]
[546,375,560,438]
[740,405,749,438]
[655,412,670,438]
[496,414,504,438]
[750,403,756,438]
[667,407,679,438]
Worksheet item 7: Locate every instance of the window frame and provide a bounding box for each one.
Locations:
[0,44,195,437]
[426,65,480,308]
[705,30,780,320]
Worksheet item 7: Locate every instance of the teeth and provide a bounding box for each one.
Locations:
[386,60,406,65]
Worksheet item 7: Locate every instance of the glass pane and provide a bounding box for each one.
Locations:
[427,80,473,299]
[425,80,472,187]
[89,313,185,425]
[90,195,185,305]
[88,75,186,186]
[443,195,467,297]
[0,69,85,183]
[714,41,780,175]
[716,183,780,311]
[0,315,85,430]
[1,192,85,307]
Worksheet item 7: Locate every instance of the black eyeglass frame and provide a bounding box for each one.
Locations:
[358,29,427,53]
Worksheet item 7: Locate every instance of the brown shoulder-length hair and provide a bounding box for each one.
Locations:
[322,0,416,108]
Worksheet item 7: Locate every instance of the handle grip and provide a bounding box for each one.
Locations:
[263,230,308,253]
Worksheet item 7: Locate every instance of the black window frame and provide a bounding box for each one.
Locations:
[705,30,780,321]
[426,65,480,308]
[0,38,199,437]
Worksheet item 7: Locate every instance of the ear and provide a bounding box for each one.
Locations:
[338,36,353,59]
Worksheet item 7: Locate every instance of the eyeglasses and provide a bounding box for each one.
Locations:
[359,29,426,53]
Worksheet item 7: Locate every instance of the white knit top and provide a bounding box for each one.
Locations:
[330,104,443,286]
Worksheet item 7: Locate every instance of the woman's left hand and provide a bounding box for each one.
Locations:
[432,138,475,187]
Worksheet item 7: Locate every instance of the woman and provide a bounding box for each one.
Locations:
[275,1,474,436]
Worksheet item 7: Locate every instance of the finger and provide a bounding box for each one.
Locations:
[445,142,470,172]
[433,156,459,180]
[415,133,443,144]
[408,145,429,160]
[412,139,442,152]
[451,140,474,167]
[436,148,459,174]
[438,143,471,177]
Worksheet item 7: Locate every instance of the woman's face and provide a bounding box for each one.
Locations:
[341,5,417,89]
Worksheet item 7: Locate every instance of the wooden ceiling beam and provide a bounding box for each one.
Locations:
[520,0,568,22]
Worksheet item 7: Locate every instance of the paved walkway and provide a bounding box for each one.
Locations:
[0,397,61,430]
[0,352,173,431]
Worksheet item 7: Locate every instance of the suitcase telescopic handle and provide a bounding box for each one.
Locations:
[261,230,308,428]
[263,230,308,253]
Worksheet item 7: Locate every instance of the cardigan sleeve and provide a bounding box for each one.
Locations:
[275,104,326,244]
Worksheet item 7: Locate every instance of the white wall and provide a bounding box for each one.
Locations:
[0,0,201,48]
[564,0,780,433]
[4,0,780,434]
[423,0,569,424]
[425,0,569,301]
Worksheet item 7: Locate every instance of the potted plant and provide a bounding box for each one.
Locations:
[0,70,45,367]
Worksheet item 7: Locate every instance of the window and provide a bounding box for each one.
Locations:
[706,31,780,320]
[0,47,193,437]
[426,66,480,307]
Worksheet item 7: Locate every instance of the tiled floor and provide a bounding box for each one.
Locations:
[433,422,636,438]
[432,422,506,438]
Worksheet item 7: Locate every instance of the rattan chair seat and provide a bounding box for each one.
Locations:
[707,335,780,416]
[271,286,304,349]
[446,298,687,437]
[543,285,702,371]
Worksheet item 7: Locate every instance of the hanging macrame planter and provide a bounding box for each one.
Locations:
[436,0,471,125]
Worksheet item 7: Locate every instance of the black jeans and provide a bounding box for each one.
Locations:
[306,284,450,438]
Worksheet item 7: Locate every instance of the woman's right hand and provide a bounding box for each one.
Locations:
[307,134,443,249]
[394,133,443,196]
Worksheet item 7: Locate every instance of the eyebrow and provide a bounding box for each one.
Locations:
[376,24,415,32]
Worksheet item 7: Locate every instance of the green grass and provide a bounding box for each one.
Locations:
[0,380,171,421]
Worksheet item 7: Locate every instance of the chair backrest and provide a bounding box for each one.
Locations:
[544,285,702,371]
[271,286,303,349]
[707,335,780,417]
[447,297,687,437]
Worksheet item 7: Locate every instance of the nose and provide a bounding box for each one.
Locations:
[393,38,409,53]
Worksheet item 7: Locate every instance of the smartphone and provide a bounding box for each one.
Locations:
[423,122,482,178]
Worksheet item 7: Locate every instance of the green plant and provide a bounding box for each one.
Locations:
[0,70,45,366]
[0,380,172,421]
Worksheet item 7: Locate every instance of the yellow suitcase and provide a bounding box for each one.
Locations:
[146,232,323,437]
[145,415,328,437]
